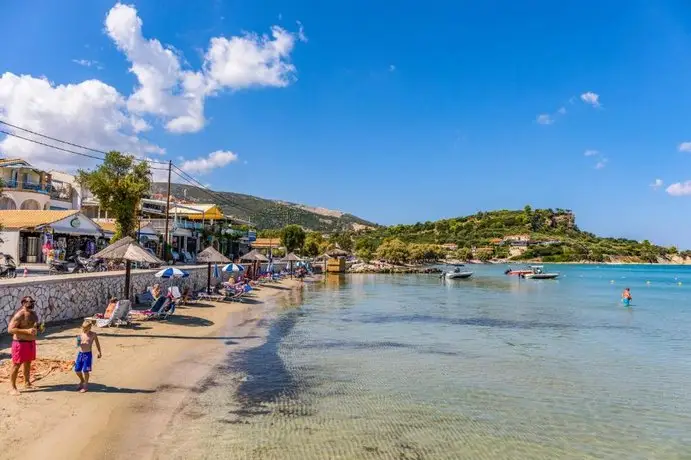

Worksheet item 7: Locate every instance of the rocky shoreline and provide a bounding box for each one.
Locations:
[348,262,442,274]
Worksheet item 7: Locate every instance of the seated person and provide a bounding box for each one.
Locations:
[151,284,162,300]
[104,297,118,319]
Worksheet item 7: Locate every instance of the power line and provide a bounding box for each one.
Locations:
[0,128,169,170]
[0,129,106,162]
[0,118,170,165]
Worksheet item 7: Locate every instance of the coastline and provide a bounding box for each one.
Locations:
[0,278,305,460]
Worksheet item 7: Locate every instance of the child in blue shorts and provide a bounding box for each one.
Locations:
[75,320,102,393]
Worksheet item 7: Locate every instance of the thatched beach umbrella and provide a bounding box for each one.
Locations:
[240,249,269,279]
[196,246,231,294]
[93,236,163,299]
[281,252,303,278]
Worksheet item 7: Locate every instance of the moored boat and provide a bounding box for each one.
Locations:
[522,265,559,280]
[444,265,473,279]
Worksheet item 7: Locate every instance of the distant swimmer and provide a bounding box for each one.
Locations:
[621,287,632,307]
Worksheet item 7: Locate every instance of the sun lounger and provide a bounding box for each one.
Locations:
[129,297,175,320]
[94,300,132,327]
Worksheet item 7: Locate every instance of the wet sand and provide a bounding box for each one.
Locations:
[0,279,303,460]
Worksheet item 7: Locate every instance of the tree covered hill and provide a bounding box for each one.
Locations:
[150,182,378,232]
[353,207,685,263]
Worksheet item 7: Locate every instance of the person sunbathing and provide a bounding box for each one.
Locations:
[103,297,118,319]
[151,284,162,300]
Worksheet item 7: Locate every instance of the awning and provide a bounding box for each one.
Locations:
[139,234,159,242]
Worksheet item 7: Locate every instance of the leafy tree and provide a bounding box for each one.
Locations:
[303,232,324,257]
[329,232,354,252]
[281,224,306,253]
[77,151,150,241]
[258,229,282,238]
[375,238,409,264]
[453,248,473,261]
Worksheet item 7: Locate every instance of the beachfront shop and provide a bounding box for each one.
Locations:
[0,210,103,263]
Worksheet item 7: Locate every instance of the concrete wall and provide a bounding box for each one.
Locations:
[0,230,20,262]
[0,265,237,333]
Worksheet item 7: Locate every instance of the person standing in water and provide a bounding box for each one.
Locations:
[622,287,632,306]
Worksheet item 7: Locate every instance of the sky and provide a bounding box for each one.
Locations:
[2,1,691,246]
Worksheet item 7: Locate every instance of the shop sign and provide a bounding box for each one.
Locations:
[70,217,81,228]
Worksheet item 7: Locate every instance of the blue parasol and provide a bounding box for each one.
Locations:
[155,267,190,278]
[222,263,245,273]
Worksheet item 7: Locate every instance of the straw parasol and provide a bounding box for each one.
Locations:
[240,249,269,279]
[281,252,303,278]
[239,249,269,262]
[93,236,163,299]
[196,246,231,294]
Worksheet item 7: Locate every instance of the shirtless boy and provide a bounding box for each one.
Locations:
[7,296,39,395]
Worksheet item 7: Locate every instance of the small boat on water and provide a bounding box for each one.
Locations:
[504,266,533,276]
[444,265,474,279]
[522,265,559,280]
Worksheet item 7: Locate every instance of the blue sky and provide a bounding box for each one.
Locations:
[2,1,691,246]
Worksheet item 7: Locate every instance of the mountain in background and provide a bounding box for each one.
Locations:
[150,182,378,232]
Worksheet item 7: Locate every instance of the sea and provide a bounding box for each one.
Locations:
[158,265,691,459]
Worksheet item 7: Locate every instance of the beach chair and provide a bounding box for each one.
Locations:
[95,300,131,327]
[129,297,175,321]
[169,286,183,304]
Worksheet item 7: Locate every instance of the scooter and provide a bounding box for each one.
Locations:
[49,255,87,275]
[77,254,107,273]
[0,253,17,278]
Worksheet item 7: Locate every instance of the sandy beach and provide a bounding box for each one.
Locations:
[0,278,303,460]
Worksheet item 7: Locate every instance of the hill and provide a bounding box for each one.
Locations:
[150,182,378,232]
[353,207,687,263]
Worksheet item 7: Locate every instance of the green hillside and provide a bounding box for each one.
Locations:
[150,182,378,232]
[353,207,684,263]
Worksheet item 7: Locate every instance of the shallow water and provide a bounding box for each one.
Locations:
[159,265,691,459]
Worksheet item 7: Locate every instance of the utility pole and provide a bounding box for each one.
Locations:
[161,160,172,260]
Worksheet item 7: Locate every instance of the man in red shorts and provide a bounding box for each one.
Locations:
[8,296,39,395]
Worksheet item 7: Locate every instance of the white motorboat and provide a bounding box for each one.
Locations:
[444,266,473,279]
[522,265,559,280]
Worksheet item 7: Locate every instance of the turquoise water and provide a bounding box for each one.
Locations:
[161,265,691,459]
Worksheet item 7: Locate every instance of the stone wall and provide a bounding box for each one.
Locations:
[0,265,237,333]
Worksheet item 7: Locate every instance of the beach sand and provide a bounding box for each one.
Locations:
[0,278,303,460]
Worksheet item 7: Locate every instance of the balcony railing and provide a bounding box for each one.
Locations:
[3,180,50,194]
[148,219,204,231]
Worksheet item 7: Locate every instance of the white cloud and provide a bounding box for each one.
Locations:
[388,64,396,72]
[678,142,691,152]
[0,72,161,171]
[557,107,566,115]
[584,149,599,156]
[580,91,600,107]
[180,150,238,174]
[666,181,691,196]
[204,26,298,91]
[105,3,208,134]
[72,59,102,69]
[105,3,303,133]
[536,114,553,125]
[650,179,663,189]
[595,158,608,169]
